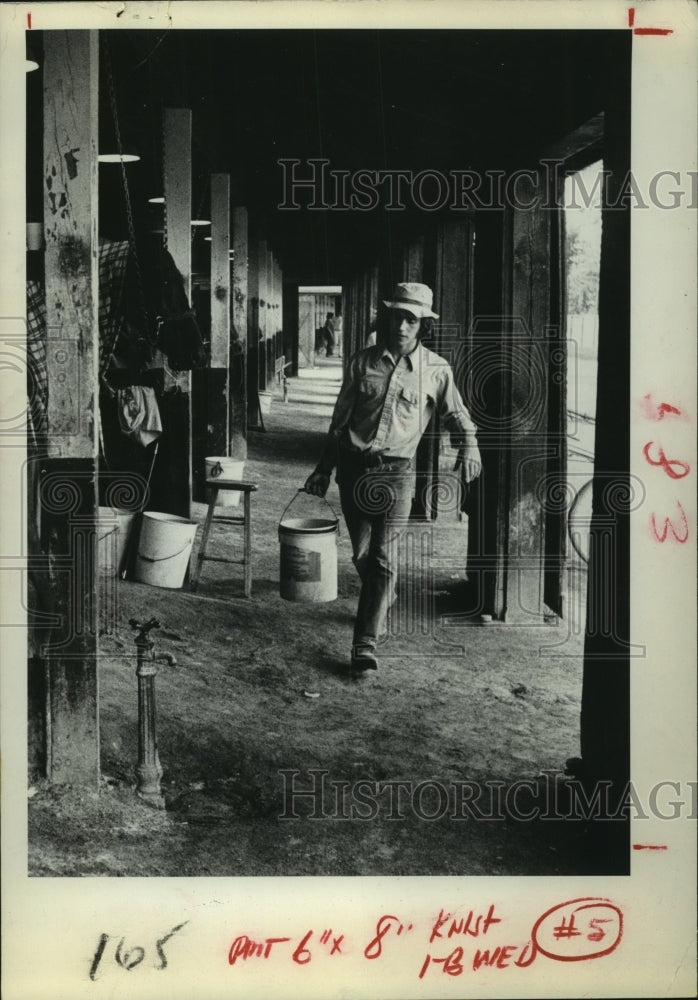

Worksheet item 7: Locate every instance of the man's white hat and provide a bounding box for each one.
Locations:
[383,282,439,319]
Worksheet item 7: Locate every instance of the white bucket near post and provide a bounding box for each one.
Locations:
[134,512,198,589]
[279,492,339,603]
[258,390,272,415]
[97,507,136,578]
[205,456,245,507]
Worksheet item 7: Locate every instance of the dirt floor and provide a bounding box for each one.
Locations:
[29,359,597,877]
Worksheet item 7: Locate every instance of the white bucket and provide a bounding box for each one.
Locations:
[134,511,197,589]
[279,517,338,603]
[259,390,272,415]
[97,507,136,578]
[205,456,245,507]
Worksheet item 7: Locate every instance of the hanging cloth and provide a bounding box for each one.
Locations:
[150,246,207,370]
[117,385,163,447]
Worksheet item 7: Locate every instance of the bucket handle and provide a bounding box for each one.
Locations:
[138,543,192,564]
[209,460,224,479]
[279,488,341,535]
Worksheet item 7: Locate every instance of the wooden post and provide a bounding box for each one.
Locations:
[210,175,231,368]
[1,27,33,777]
[298,291,314,367]
[246,227,260,425]
[270,255,276,373]
[494,172,554,623]
[580,49,632,833]
[276,259,284,364]
[465,212,506,618]
[268,250,276,384]
[42,30,100,787]
[230,206,248,458]
[283,279,298,375]
[162,108,192,518]
[207,172,230,454]
[258,239,268,389]
[269,252,277,380]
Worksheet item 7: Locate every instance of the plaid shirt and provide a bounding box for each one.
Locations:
[98,239,131,373]
[25,239,133,437]
[26,279,48,437]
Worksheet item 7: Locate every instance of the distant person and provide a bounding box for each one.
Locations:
[314,323,325,359]
[323,312,336,357]
[304,282,481,673]
[314,312,335,360]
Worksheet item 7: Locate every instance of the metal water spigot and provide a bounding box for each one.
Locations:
[154,651,177,667]
[129,617,175,808]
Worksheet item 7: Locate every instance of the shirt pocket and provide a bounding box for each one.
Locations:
[395,385,422,424]
[398,385,420,408]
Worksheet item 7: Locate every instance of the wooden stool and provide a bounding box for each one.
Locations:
[191,481,258,596]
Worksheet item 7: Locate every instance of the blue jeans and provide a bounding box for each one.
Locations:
[337,453,414,649]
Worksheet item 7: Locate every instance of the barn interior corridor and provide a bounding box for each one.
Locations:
[22,25,633,878]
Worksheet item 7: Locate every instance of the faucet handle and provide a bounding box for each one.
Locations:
[129,617,161,640]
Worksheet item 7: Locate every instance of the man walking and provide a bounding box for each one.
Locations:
[304,282,481,672]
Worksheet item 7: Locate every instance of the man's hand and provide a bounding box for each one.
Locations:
[454,445,482,483]
[304,470,331,497]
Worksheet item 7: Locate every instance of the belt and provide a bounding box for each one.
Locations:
[340,449,412,470]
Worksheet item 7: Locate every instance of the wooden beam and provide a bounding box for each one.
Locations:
[267,249,276,383]
[581,54,631,815]
[246,227,261,424]
[230,206,248,458]
[210,173,230,371]
[162,108,192,518]
[494,172,553,623]
[192,173,230,500]
[257,239,268,389]
[163,109,192,302]
[42,30,100,787]
[298,291,315,367]
[0,26,29,776]
[283,279,299,375]
[202,172,231,463]
[45,34,99,457]
[275,258,284,362]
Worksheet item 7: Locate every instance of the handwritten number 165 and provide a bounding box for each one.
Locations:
[89,922,188,980]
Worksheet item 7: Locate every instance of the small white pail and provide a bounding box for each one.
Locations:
[205,456,245,507]
[134,512,197,589]
[97,507,136,578]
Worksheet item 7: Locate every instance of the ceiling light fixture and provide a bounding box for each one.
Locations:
[98,149,141,164]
